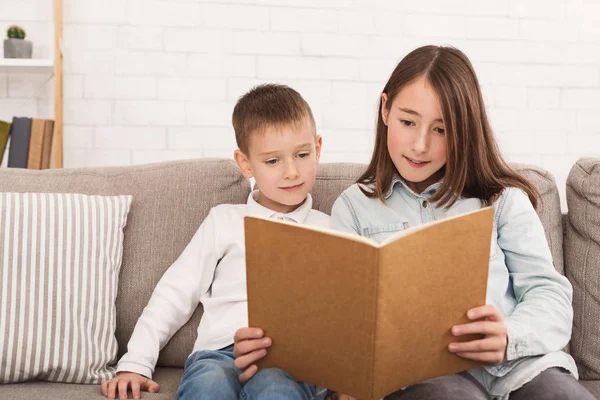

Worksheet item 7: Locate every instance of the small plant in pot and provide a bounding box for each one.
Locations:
[4,25,33,59]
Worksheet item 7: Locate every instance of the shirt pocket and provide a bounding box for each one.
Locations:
[362,222,409,244]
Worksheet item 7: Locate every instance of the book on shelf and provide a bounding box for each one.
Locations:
[27,119,55,170]
[0,120,10,165]
[7,117,32,169]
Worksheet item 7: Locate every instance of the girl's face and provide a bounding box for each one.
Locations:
[381,76,447,195]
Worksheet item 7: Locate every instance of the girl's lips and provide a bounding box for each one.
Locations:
[404,156,430,168]
[281,183,304,192]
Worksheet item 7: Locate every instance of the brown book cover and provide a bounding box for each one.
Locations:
[27,119,46,169]
[245,207,493,400]
[27,119,54,170]
[41,120,55,169]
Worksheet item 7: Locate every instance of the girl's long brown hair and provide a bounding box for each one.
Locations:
[359,45,538,208]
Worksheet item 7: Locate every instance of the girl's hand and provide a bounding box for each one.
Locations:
[233,327,271,383]
[448,304,508,365]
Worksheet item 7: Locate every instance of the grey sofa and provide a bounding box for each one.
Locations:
[0,158,598,400]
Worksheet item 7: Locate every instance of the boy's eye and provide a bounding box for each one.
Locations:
[297,152,310,159]
[400,120,414,127]
[434,127,445,135]
[265,159,278,165]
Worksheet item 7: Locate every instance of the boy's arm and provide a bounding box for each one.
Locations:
[117,209,221,378]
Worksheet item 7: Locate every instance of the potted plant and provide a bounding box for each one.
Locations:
[4,25,32,59]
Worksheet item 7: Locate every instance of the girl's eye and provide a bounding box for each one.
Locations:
[265,159,278,165]
[400,120,414,127]
[434,127,445,135]
[297,152,310,159]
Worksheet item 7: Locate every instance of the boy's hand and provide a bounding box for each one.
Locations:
[233,327,271,383]
[101,372,159,399]
[448,304,508,365]
[328,393,358,400]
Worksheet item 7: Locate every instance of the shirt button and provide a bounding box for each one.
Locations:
[422,200,428,208]
[277,216,284,220]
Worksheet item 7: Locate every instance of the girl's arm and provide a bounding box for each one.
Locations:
[498,188,573,360]
[330,192,361,235]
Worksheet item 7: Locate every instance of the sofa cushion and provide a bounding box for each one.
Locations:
[581,379,600,400]
[313,163,564,274]
[0,193,132,384]
[0,159,251,369]
[0,367,183,400]
[565,158,600,380]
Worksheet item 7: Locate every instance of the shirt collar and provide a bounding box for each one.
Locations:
[384,172,443,200]
[246,190,313,223]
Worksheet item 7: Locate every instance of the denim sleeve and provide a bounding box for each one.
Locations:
[330,192,361,235]
[498,188,574,361]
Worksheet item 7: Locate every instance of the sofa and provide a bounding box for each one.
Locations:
[0,157,598,400]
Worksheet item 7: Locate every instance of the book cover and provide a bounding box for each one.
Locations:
[0,121,10,165]
[41,120,55,169]
[245,207,493,400]
[7,117,32,169]
[27,119,55,170]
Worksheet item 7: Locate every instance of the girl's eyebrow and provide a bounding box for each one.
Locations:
[397,107,443,123]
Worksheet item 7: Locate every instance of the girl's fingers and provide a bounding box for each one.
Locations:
[452,320,507,337]
[449,337,505,353]
[466,305,503,322]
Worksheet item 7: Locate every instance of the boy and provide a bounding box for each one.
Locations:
[101,84,331,400]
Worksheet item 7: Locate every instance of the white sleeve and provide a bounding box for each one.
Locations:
[116,208,221,378]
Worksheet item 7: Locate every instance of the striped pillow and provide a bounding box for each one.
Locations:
[0,192,132,384]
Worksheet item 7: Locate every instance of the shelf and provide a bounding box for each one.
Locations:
[0,58,54,73]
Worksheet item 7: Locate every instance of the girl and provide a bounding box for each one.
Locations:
[330,46,594,400]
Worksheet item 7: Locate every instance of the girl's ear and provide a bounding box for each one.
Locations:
[381,93,389,126]
[234,149,254,179]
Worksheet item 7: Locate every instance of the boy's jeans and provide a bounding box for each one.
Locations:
[176,345,330,400]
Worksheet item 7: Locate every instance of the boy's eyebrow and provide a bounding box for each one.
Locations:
[397,107,443,123]
[258,142,313,157]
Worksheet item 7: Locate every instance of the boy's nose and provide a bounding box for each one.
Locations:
[283,161,299,179]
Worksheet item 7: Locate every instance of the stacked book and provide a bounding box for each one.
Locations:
[0,117,55,169]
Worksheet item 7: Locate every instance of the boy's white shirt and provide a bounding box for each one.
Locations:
[117,190,330,379]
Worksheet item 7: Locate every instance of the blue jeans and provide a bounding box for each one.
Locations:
[176,345,330,400]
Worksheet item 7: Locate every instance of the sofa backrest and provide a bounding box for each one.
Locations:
[565,158,600,380]
[0,159,251,367]
[0,159,563,368]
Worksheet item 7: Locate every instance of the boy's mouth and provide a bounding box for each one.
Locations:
[404,156,430,168]
[280,183,304,192]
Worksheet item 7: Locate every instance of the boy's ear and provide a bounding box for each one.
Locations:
[381,93,389,126]
[234,149,253,179]
[315,135,322,164]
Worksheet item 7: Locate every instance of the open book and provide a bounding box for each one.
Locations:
[244,207,494,400]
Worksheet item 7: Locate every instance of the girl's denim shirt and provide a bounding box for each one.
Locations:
[330,174,577,399]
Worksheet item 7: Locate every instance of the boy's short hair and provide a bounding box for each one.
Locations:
[232,83,316,154]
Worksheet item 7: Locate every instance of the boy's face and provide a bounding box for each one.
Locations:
[234,120,322,214]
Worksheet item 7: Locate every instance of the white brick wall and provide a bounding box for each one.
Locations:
[1,0,600,210]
